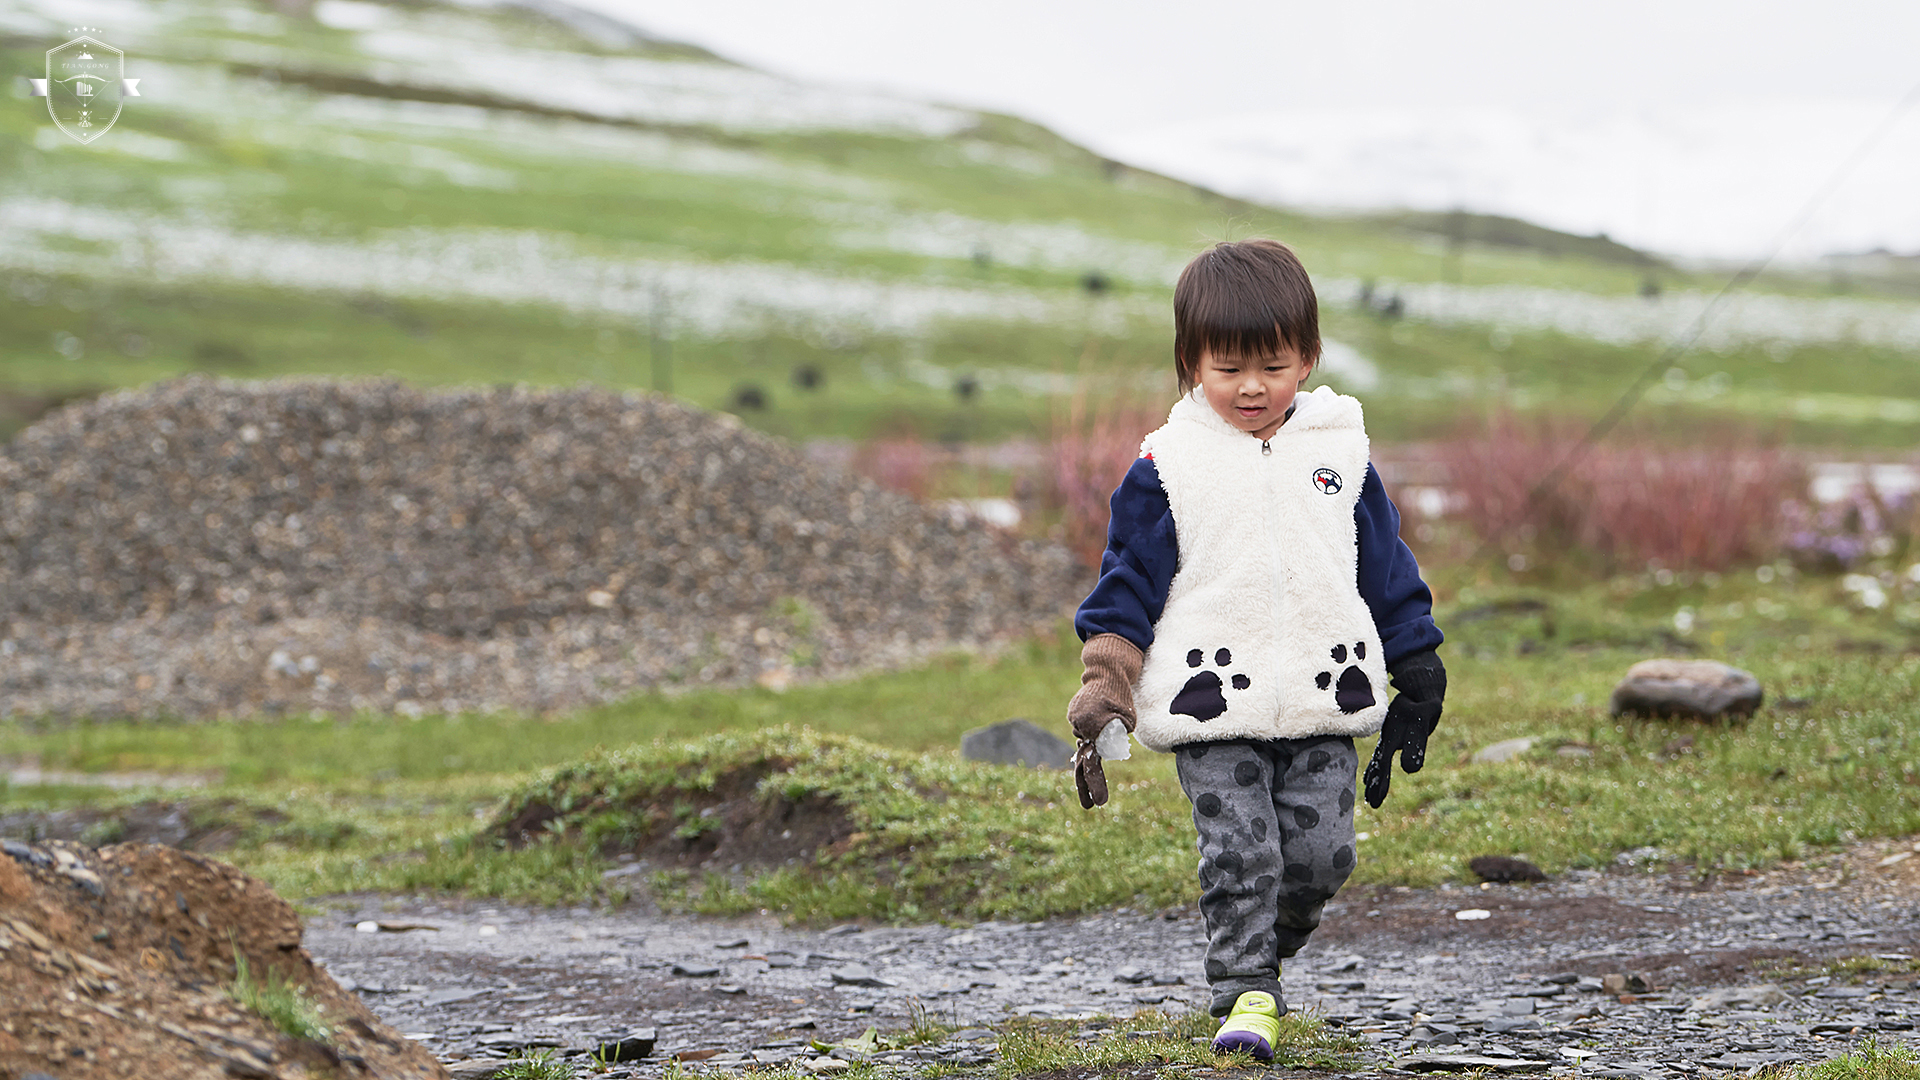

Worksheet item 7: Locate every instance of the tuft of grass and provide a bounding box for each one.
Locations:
[1791,1040,1920,1080]
[227,947,332,1044]
[993,1009,1364,1076]
[899,997,960,1048]
[498,1048,576,1080]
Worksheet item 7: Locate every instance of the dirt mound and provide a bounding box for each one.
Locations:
[0,839,446,1079]
[495,761,859,873]
[0,375,1083,721]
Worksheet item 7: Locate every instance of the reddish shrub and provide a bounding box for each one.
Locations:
[850,437,937,501]
[1040,387,1167,568]
[1436,413,1807,572]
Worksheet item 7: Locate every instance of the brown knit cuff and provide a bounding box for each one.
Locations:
[1081,632,1144,680]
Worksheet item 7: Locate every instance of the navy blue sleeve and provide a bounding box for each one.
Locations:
[1073,456,1178,652]
[1355,461,1445,667]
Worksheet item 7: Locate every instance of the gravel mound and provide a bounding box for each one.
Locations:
[0,375,1082,721]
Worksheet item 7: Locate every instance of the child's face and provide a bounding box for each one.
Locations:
[1196,346,1314,440]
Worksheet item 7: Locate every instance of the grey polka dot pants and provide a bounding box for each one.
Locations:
[1174,735,1359,1017]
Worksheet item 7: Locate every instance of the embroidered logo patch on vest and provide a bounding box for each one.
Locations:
[1311,467,1342,494]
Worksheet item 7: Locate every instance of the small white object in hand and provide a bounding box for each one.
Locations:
[1454,909,1492,921]
[356,921,380,933]
[1095,718,1132,761]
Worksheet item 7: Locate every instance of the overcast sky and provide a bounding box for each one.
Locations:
[587,0,1919,127]
[571,0,1920,260]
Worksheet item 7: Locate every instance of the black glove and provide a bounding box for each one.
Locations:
[1364,650,1446,809]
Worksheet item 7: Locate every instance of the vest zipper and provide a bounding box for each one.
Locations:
[1265,437,1286,721]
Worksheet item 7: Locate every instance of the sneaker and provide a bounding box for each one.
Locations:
[1212,990,1282,1060]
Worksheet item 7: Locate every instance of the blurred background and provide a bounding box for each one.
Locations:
[1,0,1918,905]
[5,0,1918,563]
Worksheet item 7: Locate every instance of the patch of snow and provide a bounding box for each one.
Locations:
[0,197,1162,341]
[347,26,974,136]
[1315,338,1379,391]
[314,0,393,31]
[1320,277,1920,354]
[824,206,1188,284]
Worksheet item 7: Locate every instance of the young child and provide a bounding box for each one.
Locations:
[1067,238,1446,1059]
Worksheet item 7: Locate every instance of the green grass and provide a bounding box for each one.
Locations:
[0,631,1087,784]
[1792,1041,1920,1080]
[227,947,333,1044]
[994,1009,1363,1075]
[3,569,1918,917]
[497,1048,576,1080]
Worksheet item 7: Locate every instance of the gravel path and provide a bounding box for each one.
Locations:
[306,837,1920,1078]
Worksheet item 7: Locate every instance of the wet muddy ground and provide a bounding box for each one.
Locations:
[305,838,1920,1077]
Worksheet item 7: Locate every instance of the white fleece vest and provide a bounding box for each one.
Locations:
[1131,385,1388,752]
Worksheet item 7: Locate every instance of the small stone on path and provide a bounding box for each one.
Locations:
[829,964,895,988]
[1689,984,1786,1011]
[1470,855,1548,883]
[1602,972,1655,995]
[1472,738,1536,763]
[590,1028,657,1062]
[1395,1053,1552,1072]
[445,1061,515,1080]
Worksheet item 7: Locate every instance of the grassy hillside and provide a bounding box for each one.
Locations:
[5,0,1918,447]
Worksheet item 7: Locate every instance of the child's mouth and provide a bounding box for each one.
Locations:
[1236,405,1265,418]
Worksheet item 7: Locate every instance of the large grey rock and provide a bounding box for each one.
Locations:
[1609,659,1763,720]
[960,719,1071,770]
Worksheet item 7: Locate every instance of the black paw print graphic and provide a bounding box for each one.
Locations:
[1315,642,1376,715]
[1170,647,1250,721]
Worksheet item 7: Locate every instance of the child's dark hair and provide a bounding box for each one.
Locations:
[1172,239,1321,394]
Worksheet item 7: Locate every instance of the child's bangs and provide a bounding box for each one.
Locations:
[1183,295,1306,365]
